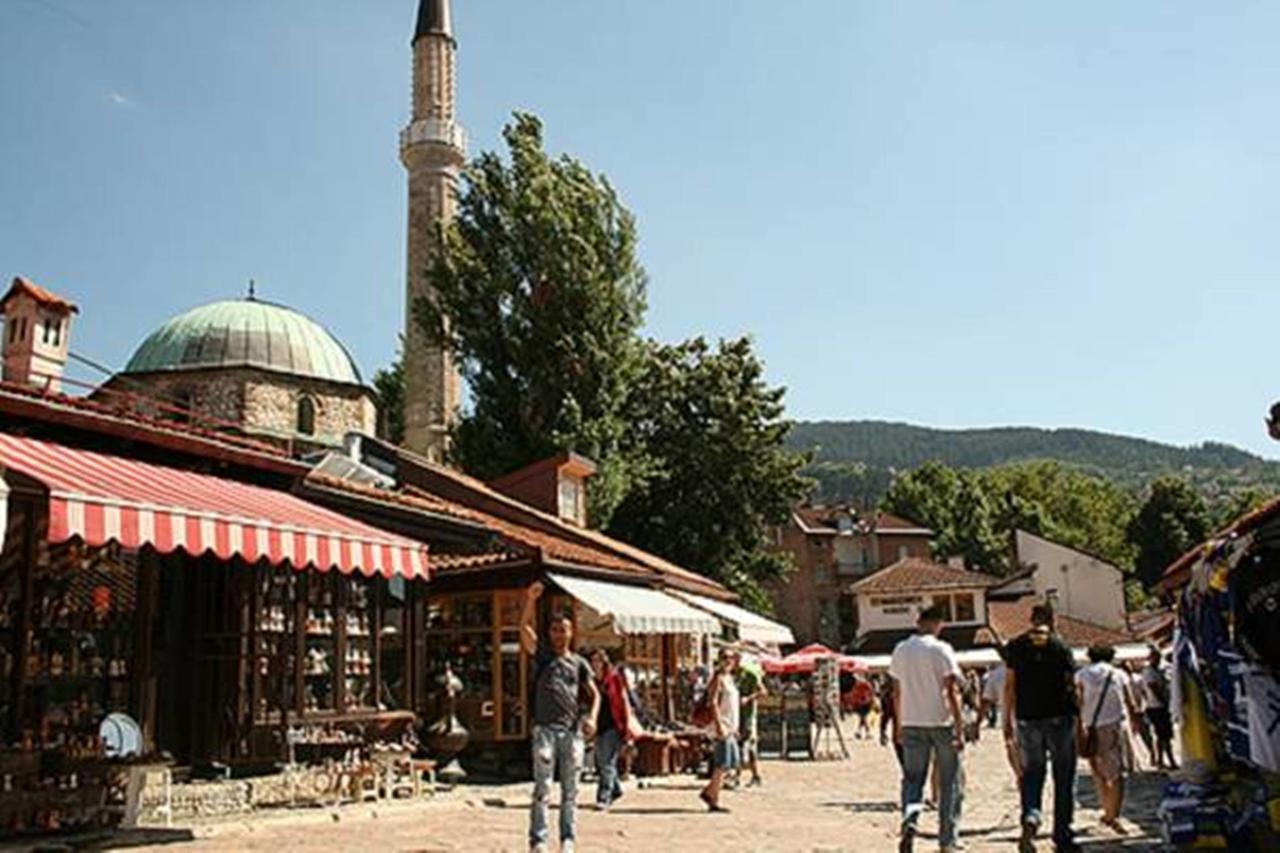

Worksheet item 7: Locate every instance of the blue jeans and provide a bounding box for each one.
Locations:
[1016,716,1077,848]
[530,725,583,846]
[900,726,963,847]
[594,729,624,806]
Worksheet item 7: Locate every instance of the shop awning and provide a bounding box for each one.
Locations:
[672,591,795,646]
[0,433,427,580]
[548,573,720,635]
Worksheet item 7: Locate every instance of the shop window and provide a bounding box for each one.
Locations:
[931,594,953,622]
[623,634,665,724]
[297,396,317,436]
[424,593,497,741]
[378,577,408,711]
[954,592,976,622]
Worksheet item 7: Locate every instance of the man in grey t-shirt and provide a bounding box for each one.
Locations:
[521,581,599,853]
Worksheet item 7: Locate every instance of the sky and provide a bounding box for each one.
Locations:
[2,1,1280,457]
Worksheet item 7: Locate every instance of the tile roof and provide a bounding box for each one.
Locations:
[392,442,735,599]
[2,276,78,313]
[872,512,934,536]
[0,381,301,473]
[849,557,1001,595]
[986,598,1135,648]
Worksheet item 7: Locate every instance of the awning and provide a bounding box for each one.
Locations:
[672,591,795,646]
[548,573,719,635]
[0,433,428,580]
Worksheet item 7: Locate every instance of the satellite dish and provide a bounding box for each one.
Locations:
[100,713,143,758]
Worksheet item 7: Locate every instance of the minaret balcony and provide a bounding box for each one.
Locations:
[400,117,467,153]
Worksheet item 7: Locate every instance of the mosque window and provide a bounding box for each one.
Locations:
[297,396,317,436]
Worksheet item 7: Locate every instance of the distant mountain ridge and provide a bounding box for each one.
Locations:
[787,420,1280,503]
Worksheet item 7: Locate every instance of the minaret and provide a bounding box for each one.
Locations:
[401,0,466,462]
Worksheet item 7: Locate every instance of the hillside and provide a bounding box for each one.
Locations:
[788,420,1280,505]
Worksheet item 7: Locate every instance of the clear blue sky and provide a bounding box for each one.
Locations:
[3,1,1279,457]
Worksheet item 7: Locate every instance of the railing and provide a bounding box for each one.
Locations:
[399,118,467,152]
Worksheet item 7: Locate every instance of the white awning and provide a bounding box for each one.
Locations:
[672,591,795,646]
[548,573,720,636]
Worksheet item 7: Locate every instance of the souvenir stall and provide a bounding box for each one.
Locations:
[1158,503,1280,850]
[549,573,720,777]
[757,645,867,760]
[0,434,433,834]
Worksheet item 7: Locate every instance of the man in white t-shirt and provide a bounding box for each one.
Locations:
[1074,645,1139,833]
[890,605,965,853]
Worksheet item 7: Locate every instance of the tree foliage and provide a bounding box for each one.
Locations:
[607,337,812,609]
[1127,476,1211,589]
[881,460,1137,576]
[399,113,808,601]
[416,113,649,523]
[372,358,405,445]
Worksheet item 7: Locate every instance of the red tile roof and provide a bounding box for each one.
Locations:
[986,598,1135,648]
[394,444,735,599]
[849,557,1000,595]
[1,276,78,313]
[873,512,934,535]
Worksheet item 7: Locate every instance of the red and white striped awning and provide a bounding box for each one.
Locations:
[0,433,428,580]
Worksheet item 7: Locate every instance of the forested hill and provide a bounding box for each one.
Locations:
[788,420,1280,503]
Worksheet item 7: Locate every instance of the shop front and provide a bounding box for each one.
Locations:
[416,568,721,776]
[0,434,430,834]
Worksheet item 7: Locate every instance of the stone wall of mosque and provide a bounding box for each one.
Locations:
[98,368,377,448]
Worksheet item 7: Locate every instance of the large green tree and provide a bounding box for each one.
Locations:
[1127,475,1211,589]
[881,462,1006,571]
[372,358,405,445]
[606,337,811,609]
[416,113,649,523]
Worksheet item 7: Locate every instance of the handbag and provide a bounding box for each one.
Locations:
[1078,669,1113,760]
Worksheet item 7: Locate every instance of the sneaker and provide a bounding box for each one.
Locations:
[899,825,916,853]
[562,842,576,853]
[1018,821,1038,853]
[530,845,548,853]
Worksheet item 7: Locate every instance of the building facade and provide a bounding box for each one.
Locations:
[769,505,934,648]
[1013,529,1127,631]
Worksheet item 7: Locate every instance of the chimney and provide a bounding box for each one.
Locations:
[2,277,78,393]
[490,452,597,526]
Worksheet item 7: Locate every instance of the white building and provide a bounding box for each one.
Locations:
[1013,530,1127,631]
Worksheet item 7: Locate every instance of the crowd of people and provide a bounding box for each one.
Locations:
[516,580,1175,853]
[886,603,1176,853]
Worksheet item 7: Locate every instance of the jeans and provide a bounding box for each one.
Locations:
[1016,716,1077,848]
[594,729,624,806]
[530,725,583,846]
[900,726,963,848]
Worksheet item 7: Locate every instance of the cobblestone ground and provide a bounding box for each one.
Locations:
[97,724,1168,852]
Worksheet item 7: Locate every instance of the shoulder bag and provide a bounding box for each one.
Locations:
[1078,669,1113,760]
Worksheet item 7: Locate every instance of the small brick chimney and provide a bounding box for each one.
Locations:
[2,277,78,393]
[490,452,598,526]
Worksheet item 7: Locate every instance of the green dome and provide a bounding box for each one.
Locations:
[123,299,364,385]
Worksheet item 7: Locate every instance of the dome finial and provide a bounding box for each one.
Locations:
[247,278,257,301]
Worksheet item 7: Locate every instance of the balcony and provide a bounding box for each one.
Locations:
[400,118,467,152]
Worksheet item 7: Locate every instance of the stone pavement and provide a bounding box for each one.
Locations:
[91,726,1168,852]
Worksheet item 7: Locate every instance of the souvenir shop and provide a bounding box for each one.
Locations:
[419,567,723,774]
[0,434,431,835]
[1159,501,1280,849]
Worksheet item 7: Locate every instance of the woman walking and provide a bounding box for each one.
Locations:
[700,649,741,812]
[1075,645,1139,834]
[589,648,634,811]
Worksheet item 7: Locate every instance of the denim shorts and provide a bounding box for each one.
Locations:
[713,737,741,770]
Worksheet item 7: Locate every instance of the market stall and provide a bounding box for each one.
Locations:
[0,434,432,835]
[1157,503,1280,849]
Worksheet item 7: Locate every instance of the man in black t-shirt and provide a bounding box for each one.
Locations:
[520,581,599,853]
[1003,604,1079,853]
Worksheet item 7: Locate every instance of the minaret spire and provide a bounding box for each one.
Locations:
[414,0,452,42]
[401,0,466,462]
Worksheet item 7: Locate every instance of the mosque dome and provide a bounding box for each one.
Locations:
[122,298,364,386]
